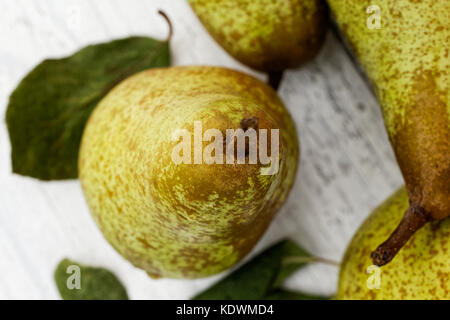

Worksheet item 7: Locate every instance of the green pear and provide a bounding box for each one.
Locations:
[78,66,299,279]
[338,188,450,299]
[188,0,328,73]
[327,0,450,265]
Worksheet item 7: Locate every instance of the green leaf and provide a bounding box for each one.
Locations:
[54,258,128,300]
[6,36,170,180]
[193,239,321,300]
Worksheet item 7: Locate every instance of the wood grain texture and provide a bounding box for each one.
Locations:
[0,0,403,299]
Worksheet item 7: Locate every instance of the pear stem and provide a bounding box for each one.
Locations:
[268,71,284,91]
[371,205,430,266]
[158,10,173,43]
[240,116,259,131]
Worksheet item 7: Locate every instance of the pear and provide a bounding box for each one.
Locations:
[328,0,450,265]
[188,0,328,75]
[78,66,299,279]
[338,188,450,299]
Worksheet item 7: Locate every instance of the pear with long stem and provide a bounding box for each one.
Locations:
[328,0,450,266]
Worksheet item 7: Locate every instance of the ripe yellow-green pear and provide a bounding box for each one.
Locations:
[338,188,450,299]
[188,0,328,73]
[79,66,299,279]
[328,0,450,265]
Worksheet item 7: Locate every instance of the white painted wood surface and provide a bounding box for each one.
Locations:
[0,0,404,300]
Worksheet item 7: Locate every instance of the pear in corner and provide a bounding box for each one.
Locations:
[338,188,450,299]
[78,66,299,279]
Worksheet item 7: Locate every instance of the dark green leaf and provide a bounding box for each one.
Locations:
[193,239,315,300]
[264,289,331,300]
[6,36,170,180]
[54,258,128,300]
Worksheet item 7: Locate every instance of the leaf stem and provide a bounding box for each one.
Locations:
[282,255,340,267]
[158,10,173,43]
[313,256,341,267]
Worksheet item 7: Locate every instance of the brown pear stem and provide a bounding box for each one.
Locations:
[268,71,284,91]
[158,10,173,42]
[240,116,259,131]
[371,205,430,266]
